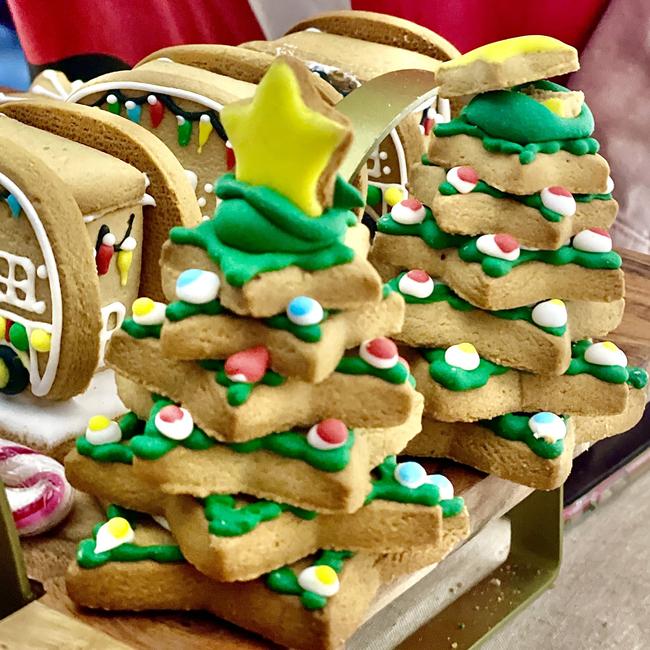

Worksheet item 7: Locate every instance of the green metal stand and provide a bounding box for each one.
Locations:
[398,487,563,649]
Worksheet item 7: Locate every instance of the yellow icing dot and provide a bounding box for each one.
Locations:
[0,359,9,389]
[549,299,565,306]
[30,329,51,353]
[444,35,574,69]
[132,297,154,317]
[314,565,337,585]
[106,517,131,539]
[0,316,6,340]
[88,414,111,431]
[602,341,618,351]
[384,185,406,207]
[541,98,568,117]
[457,342,477,354]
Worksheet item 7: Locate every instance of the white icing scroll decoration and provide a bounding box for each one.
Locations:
[98,302,126,368]
[0,172,62,397]
[0,250,45,314]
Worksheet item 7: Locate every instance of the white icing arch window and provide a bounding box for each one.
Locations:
[0,250,45,314]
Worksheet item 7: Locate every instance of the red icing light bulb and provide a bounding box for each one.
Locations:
[307,418,348,450]
[494,233,519,253]
[360,337,399,369]
[225,346,270,383]
[457,166,479,184]
[158,405,184,423]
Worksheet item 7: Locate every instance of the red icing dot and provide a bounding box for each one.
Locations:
[159,405,184,423]
[401,198,423,211]
[316,419,348,445]
[365,337,398,360]
[225,346,270,383]
[494,233,519,253]
[548,186,572,197]
[589,227,610,238]
[406,269,430,283]
[457,166,479,184]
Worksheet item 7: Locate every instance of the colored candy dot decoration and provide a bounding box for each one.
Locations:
[175,268,221,304]
[428,474,455,501]
[225,346,270,383]
[572,228,613,253]
[0,358,8,389]
[398,269,435,299]
[94,516,135,554]
[359,337,399,370]
[154,405,194,441]
[390,198,426,225]
[528,412,566,443]
[584,341,627,367]
[85,415,122,446]
[476,233,521,261]
[286,296,324,327]
[444,343,481,371]
[394,461,428,489]
[531,299,567,329]
[29,329,51,353]
[131,297,166,326]
[297,564,340,597]
[384,185,407,207]
[446,166,479,194]
[8,322,29,352]
[306,419,349,450]
[540,186,576,217]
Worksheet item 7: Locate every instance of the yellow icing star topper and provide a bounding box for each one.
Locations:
[220,56,352,217]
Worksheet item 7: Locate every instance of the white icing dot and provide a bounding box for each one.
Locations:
[382,165,391,175]
[184,169,198,190]
[204,183,214,194]
[36,265,48,279]
[124,100,135,110]
[106,94,117,104]
[147,94,157,105]
[197,197,207,208]
[200,114,211,123]
[379,151,388,160]
[202,215,210,221]
[176,115,186,125]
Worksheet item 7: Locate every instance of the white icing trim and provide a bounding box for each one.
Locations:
[0,172,62,397]
[67,82,224,112]
[367,128,409,217]
[98,302,126,368]
[29,85,64,100]
[140,193,156,207]
[41,69,69,98]
[0,250,45,314]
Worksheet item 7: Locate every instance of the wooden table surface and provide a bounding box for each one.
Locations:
[4,249,650,650]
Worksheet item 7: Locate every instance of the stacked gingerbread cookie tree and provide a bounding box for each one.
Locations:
[370,36,648,490]
[64,57,470,650]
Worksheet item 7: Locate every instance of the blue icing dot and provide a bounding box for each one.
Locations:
[288,296,314,316]
[395,461,426,487]
[177,269,203,287]
[531,412,557,424]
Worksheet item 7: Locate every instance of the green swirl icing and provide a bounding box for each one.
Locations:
[130,397,357,472]
[169,174,361,287]
[423,348,508,391]
[76,505,184,569]
[335,356,411,385]
[203,495,316,537]
[565,340,648,387]
[434,82,599,164]
[121,319,161,339]
[165,299,225,321]
[265,550,353,610]
[388,274,565,336]
[76,411,143,464]
[483,413,565,459]
[198,359,285,406]
[438,177,613,223]
[366,456,464,517]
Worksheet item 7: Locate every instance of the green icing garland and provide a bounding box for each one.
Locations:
[198,359,285,406]
[169,174,360,287]
[423,347,508,391]
[438,177,612,223]
[76,505,184,569]
[335,355,412,385]
[265,550,353,610]
[165,299,225,321]
[76,411,144,464]
[483,413,565,459]
[565,340,648,387]
[388,274,565,337]
[434,82,599,164]
[203,494,316,537]
[366,456,464,517]
[121,319,162,339]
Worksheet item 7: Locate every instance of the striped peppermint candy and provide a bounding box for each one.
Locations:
[572,228,612,253]
[476,233,520,261]
[446,166,479,194]
[359,337,399,369]
[540,186,576,217]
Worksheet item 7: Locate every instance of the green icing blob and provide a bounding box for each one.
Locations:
[483,413,565,459]
[438,178,613,224]
[165,299,225,322]
[169,174,359,287]
[203,494,316,537]
[76,411,144,464]
[121,319,161,339]
[365,456,464,517]
[8,322,28,351]
[335,356,411,385]
[263,309,331,343]
[458,238,621,278]
[377,206,469,249]
[265,550,354,610]
[434,83,599,164]
[565,340,648,387]
[199,359,285,406]
[423,347,508,391]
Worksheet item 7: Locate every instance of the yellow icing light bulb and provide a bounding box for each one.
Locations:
[132,297,154,317]
[117,250,133,287]
[197,114,213,153]
[0,316,6,340]
[88,414,111,431]
[0,359,9,390]
[30,329,51,353]
[458,342,477,354]
[94,516,135,554]
[384,186,406,207]
[314,565,337,585]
